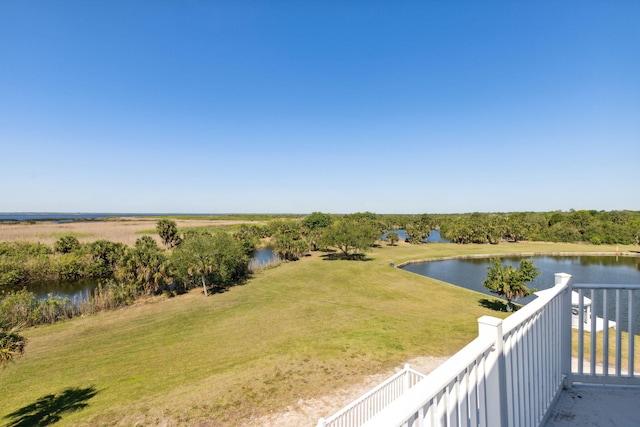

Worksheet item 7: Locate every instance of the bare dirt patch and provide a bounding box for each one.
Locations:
[0,218,258,246]
[252,355,449,427]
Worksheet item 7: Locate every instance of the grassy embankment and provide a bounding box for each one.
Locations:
[1,241,638,426]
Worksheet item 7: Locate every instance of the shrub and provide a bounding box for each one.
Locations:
[84,281,138,312]
[54,235,81,254]
[85,240,126,278]
[0,260,27,288]
[0,289,41,329]
[54,253,87,281]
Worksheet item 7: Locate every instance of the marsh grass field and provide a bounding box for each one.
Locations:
[0,220,638,426]
[0,217,260,247]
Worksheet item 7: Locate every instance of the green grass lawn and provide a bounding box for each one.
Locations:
[0,241,633,426]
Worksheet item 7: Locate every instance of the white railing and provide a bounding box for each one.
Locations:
[320,273,640,427]
[320,273,573,427]
[316,364,426,427]
[358,326,498,427]
[500,273,572,427]
[572,283,640,386]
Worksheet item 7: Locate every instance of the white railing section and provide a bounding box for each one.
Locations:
[572,283,640,386]
[316,364,427,427]
[320,274,640,427]
[321,273,573,427]
[359,328,498,427]
[499,273,571,427]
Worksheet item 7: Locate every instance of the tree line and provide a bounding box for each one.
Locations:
[3,210,638,288]
[383,210,640,245]
[3,210,638,294]
[1,210,638,367]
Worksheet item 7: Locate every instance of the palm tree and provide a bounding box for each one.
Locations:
[0,327,27,369]
[156,219,181,249]
[483,258,540,311]
[172,234,217,296]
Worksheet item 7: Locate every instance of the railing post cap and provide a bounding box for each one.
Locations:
[478,315,503,327]
[317,418,326,427]
[554,272,572,286]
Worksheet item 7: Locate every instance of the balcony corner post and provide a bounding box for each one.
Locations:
[555,273,573,388]
[478,315,508,427]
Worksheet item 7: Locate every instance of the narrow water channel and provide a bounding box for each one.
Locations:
[29,247,279,300]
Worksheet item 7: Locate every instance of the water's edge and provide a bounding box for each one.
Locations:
[396,251,640,269]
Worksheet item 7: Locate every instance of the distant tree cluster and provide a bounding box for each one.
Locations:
[436,210,640,245]
[263,211,384,260]
[405,214,435,244]
[321,213,382,259]
[363,210,640,246]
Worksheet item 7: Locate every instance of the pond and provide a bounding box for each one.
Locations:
[29,278,99,301]
[251,247,279,266]
[381,229,449,243]
[401,254,640,331]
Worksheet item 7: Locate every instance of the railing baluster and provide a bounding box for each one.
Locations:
[544,307,550,418]
[478,352,487,427]
[562,286,572,388]
[629,289,635,378]
[426,397,434,427]
[504,332,514,426]
[525,315,536,425]
[535,312,542,423]
[527,316,534,427]
[578,288,585,375]
[603,289,609,376]
[616,289,622,376]
[446,380,457,426]
[469,359,478,427]
[436,389,446,426]
[590,289,597,375]
[458,368,468,425]
[513,326,522,426]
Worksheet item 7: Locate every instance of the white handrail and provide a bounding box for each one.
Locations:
[317,364,427,427]
[359,335,495,427]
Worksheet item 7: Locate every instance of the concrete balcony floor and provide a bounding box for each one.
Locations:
[545,385,640,427]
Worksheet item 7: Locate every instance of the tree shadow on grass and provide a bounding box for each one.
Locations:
[3,386,99,426]
[479,298,522,312]
[321,253,373,261]
[479,298,508,312]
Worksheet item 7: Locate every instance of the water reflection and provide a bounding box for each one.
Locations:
[29,279,98,301]
[402,255,640,331]
[403,256,640,303]
[381,229,449,243]
[252,247,278,266]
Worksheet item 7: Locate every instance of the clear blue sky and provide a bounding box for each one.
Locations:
[1,1,638,214]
